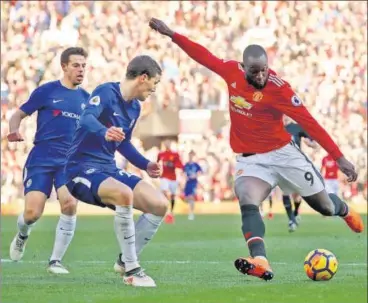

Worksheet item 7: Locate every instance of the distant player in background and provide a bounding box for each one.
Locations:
[321,154,340,196]
[183,151,202,220]
[283,117,318,232]
[7,47,89,274]
[157,139,184,223]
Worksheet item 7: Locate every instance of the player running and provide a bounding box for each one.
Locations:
[283,118,318,231]
[65,55,167,287]
[321,154,340,196]
[7,47,89,274]
[157,140,183,223]
[149,18,364,281]
[183,151,202,220]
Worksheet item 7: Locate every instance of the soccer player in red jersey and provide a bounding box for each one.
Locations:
[157,140,184,223]
[149,18,364,281]
[321,154,340,196]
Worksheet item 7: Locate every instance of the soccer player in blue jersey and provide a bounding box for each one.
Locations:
[183,151,202,220]
[65,55,167,287]
[7,47,89,274]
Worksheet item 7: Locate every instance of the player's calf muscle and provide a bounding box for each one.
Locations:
[23,191,47,223]
[57,186,77,215]
[302,190,335,216]
[98,178,133,206]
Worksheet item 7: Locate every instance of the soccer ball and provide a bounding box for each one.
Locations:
[304,249,338,281]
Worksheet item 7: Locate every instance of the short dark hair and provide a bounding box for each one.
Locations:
[243,44,267,62]
[126,55,162,80]
[60,47,88,65]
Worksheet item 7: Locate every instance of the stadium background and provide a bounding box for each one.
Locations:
[1,1,367,215]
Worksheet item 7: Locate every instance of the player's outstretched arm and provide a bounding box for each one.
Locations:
[7,109,27,142]
[149,18,229,78]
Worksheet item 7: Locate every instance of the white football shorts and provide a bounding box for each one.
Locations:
[234,141,325,197]
[160,178,178,195]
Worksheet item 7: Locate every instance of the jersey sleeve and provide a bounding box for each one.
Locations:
[196,163,203,173]
[19,87,47,115]
[273,85,343,160]
[172,33,231,80]
[79,85,110,137]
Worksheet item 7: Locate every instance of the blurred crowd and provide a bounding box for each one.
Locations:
[1,1,367,204]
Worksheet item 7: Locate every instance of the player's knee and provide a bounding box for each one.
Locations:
[23,207,43,224]
[112,187,133,207]
[154,198,169,216]
[60,196,77,215]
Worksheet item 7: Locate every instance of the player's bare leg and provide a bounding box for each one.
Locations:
[233,176,274,281]
[267,195,273,219]
[292,193,302,224]
[282,195,297,232]
[114,180,168,275]
[47,186,77,274]
[10,191,47,261]
[99,177,156,287]
[163,190,175,224]
[187,194,195,220]
[302,190,364,233]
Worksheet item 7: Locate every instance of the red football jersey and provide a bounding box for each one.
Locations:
[172,33,343,160]
[321,155,339,179]
[157,150,183,181]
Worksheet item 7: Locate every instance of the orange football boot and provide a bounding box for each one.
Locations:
[343,208,364,233]
[234,256,274,281]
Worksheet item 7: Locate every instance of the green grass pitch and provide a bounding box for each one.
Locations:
[1,214,367,303]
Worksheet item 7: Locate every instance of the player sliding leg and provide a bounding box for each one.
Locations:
[282,195,297,232]
[114,180,168,274]
[233,177,274,281]
[92,177,155,287]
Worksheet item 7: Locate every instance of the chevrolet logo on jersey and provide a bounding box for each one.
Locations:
[230,96,253,109]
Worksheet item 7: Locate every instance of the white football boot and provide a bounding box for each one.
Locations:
[47,260,70,274]
[123,268,156,287]
[9,233,28,261]
[113,253,126,274]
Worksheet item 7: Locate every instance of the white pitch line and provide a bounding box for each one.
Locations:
[1,259,366,266]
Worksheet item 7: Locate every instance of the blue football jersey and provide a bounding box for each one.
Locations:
[184,162,202,182]
[66,82,142,171]
[20,80,89,167]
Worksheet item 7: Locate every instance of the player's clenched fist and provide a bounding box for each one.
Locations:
[146,162,162,178]
[337,157,358,182]
[105,126,125,142]
[7,131,24,142]
[149,18,174,37]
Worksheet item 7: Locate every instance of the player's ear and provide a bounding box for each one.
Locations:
[61,63,68,72]
[138,74,149,83]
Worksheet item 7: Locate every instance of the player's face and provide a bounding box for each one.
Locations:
[137,74,161,101]
[244,55,269,90]
[163,140,171,149]
[63,55,87,86]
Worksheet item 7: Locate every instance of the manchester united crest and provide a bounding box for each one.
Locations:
[253,92,263,102]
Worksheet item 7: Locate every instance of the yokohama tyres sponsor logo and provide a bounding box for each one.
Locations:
[53,110,80,119]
